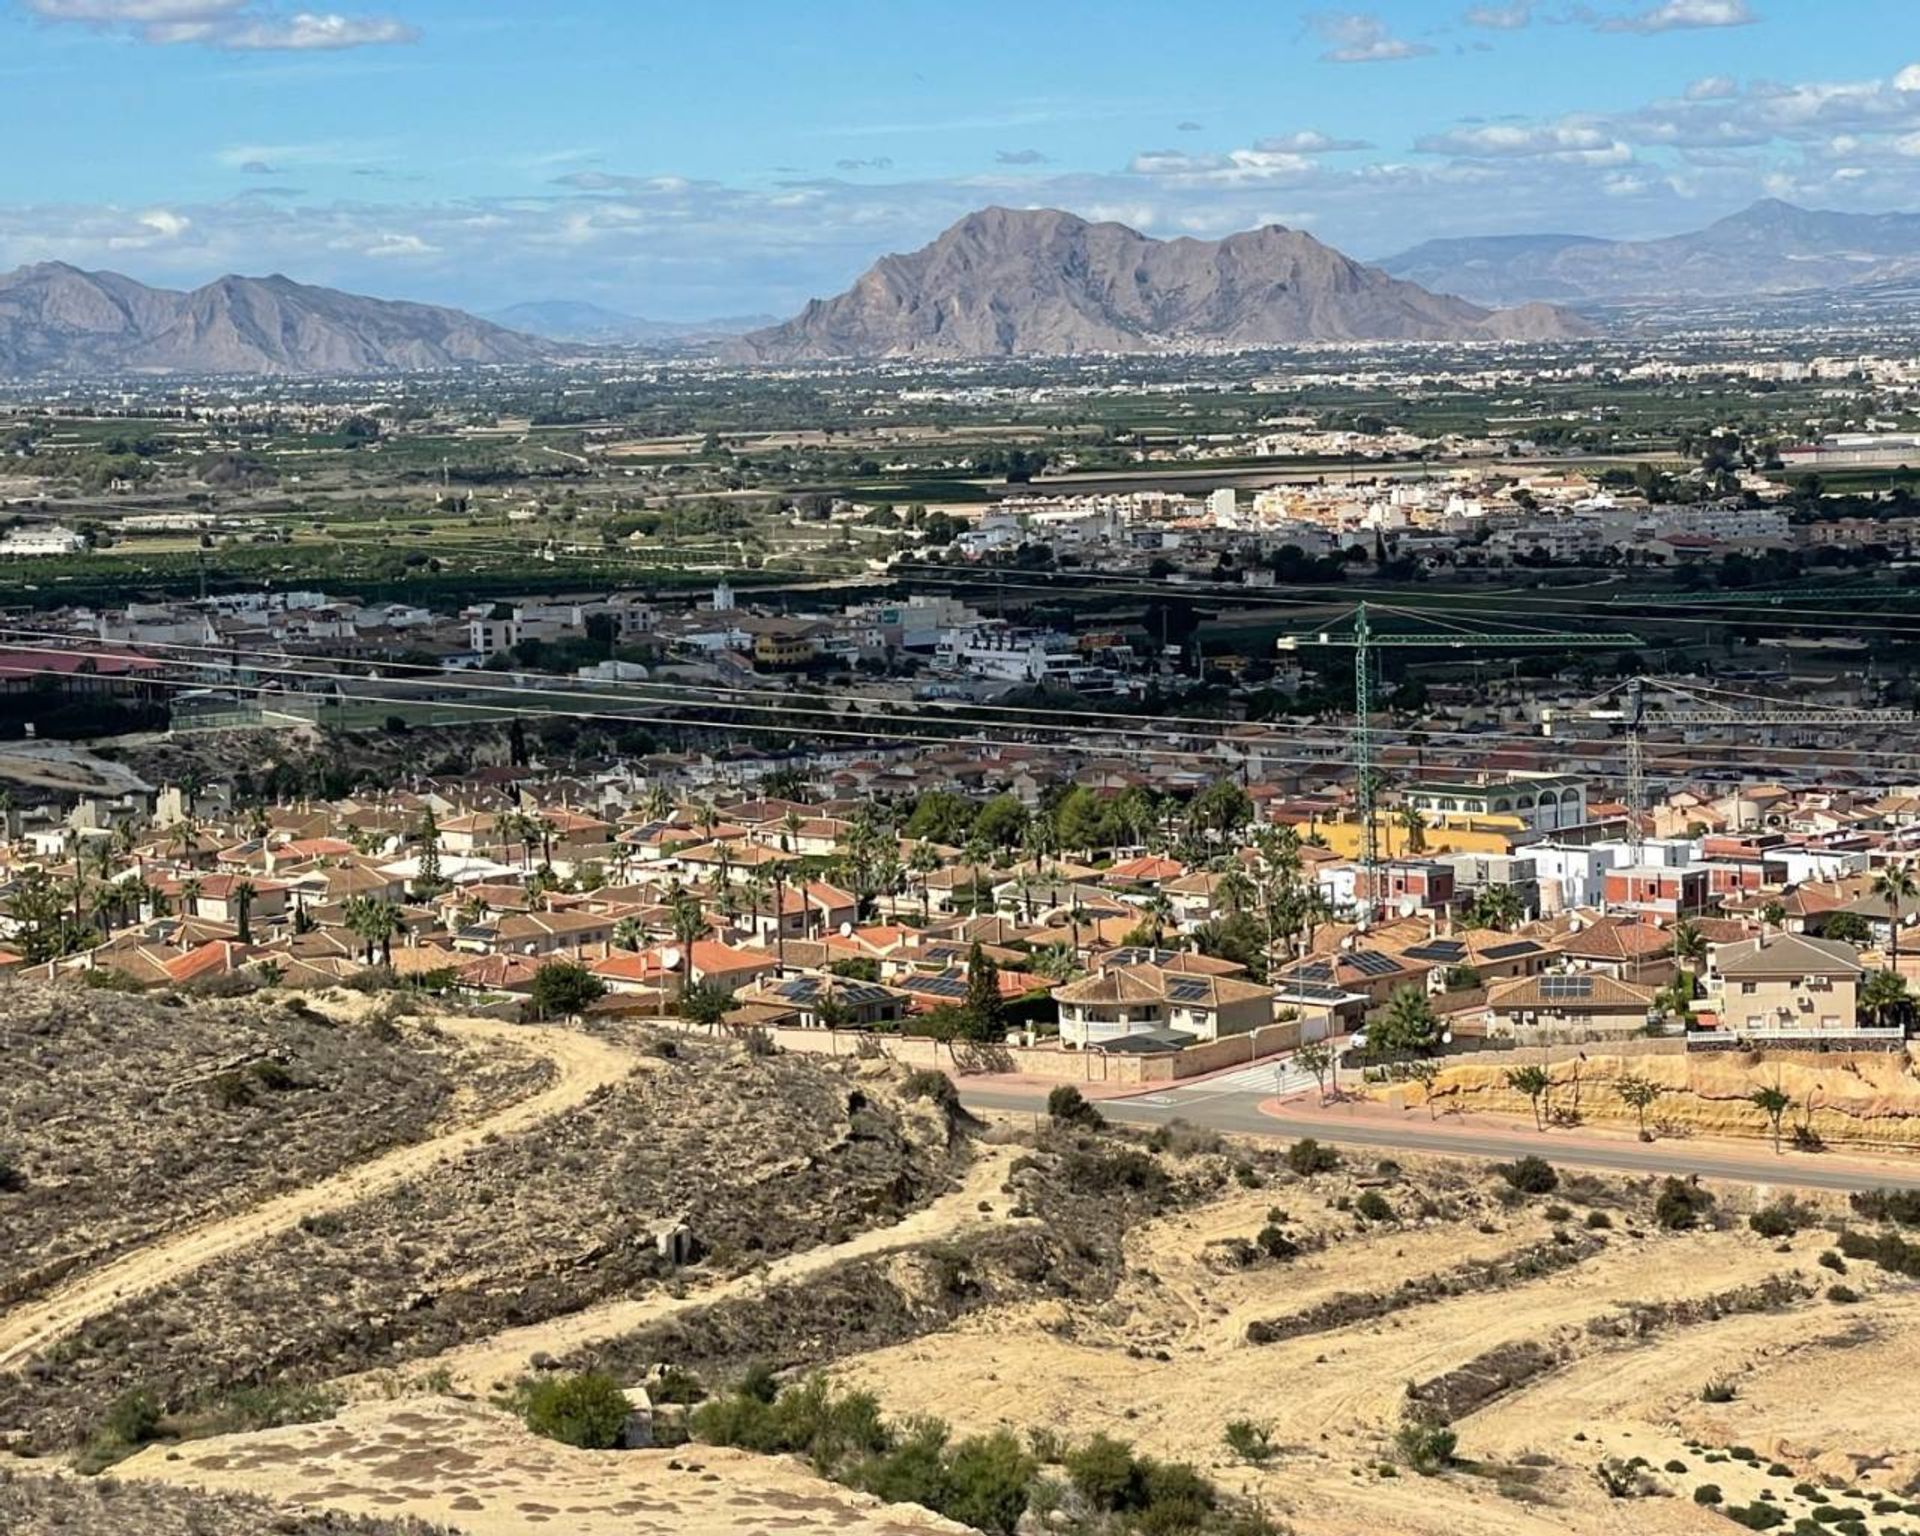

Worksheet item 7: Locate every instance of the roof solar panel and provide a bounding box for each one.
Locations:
[1166,978,1211,1002]
[1347,950,1402,977]
[1480,940,1536,960]
[1539,974,1595,1000]
[1401,941,1463,963]
[909,973,968,998]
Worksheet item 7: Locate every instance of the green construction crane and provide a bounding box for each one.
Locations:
[1279,602,1643,927]
[1620,583,1920,608]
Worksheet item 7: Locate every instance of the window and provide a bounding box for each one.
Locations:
[1740,981,1757,994]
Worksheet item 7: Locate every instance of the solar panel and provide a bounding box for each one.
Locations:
[1275,981,1349,1003]
[1480,940,1536,960]
[909,974,969,998]
[1347,950,1402,977]
[1290,961,1333,984]
[1165,979,1211,1003]
[1401,941,1464,963]
[836,982,894,1005]
[1538,974,1595,1001]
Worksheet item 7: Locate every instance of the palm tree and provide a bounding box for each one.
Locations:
[179,877,203,919]
[1859,968,1910,1028]
[666,882,707,1001]
[1670,918,1707,977]
[909,840,941,924]
[613,915,645,952]
[1468,884,1525,932]
[1396,805,1428,857]
[1871,861,1917,974]
[1751,1083,1792,1154]
[1145,891,1175,948]
[644,782,673,822]
[779,807,804,854]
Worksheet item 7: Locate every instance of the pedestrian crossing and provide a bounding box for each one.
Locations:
[1129,1054,1322,1107]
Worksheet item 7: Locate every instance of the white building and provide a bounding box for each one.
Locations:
[0,524,86,557]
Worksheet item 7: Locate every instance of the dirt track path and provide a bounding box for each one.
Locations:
[350,1142,1028,1397]
[0,1018,639,1376]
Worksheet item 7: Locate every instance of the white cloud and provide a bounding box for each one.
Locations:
[22,0,416,49]
[362,230,434,256]
[1254,130,1374,153]
[1896,64,1920,93]
[1596,0,1757,34]
[1307,11,1435,63]
[1463,2,1533,28]
[1417,118,1632,164]
[1684,75,1738,101]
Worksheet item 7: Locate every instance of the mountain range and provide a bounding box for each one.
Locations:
[732,207,1589,361]
[0,263,553,376]
[485,300,775,346]
[1379,199,1920,306]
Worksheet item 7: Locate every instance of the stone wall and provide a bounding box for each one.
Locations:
[1401,1044,1920,1151]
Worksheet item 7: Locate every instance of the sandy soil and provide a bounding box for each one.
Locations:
[345,1142,1032,1398]
[113,1398,964,1536]
[830,1161,1915,1536]
[0,1014,640,1375]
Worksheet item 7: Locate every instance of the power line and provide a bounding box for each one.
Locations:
[2,623,1910,773]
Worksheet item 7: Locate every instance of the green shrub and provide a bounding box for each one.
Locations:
[1394,1416,1457,1475]
[248,1058,296,1092]
[515,1372,631,1450]
[1499,1156,1558,1195]
[1066,1433,1146,1512]
[1224,1419,1274,1464]
[1254,1224,1298,1261]
[1585,1210,1613,1230]
[1818,1251,1847,1274]
[1848,1189,1920,1226]
[1655,1177,1715,1231]
[102,1388,162,1446]
[208,1071,253,1109]
[1046,1085,1102,1127]
[1724,1501,1787,1528]
[1696,1485,1724,1505]
[1700,1379,1737,1403]
[901,1070,960,1112]
[1285,1138,1339,1176]
[1355,1190,1395,1223]
[1749,1203,1801,1239]
[941,1430,1036,1536]
[1827,1283,1862,1304]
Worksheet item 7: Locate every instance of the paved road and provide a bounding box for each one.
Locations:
[959,1082,1920,1195]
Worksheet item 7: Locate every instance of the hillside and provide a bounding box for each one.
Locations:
[0,263,554,376]
[732,207,1592,360]
[1380,198,1920,305]
[487,300,775,345]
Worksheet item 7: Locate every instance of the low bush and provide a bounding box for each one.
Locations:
[1354,1190,1395,1223]
[1700,1378,1738,1403]
[1046,1085,1102,1128]
[1254,1224,1298,1260]
[1847,1188,1920,1226]
[1584,1210,1613,1230]
[513,1372,632,1450]
[1223,1419,1274,1464]
[1285,1138,1339,1176]
[901,1070,960,1112]
[1749,1203,1801,1239]
[1498,1156,1558,1195]
[1394,1414,1457,1475]
[1654,1177,1715,1231]
[1827,1283,1861,1304]
[1695,1484,1724,1505]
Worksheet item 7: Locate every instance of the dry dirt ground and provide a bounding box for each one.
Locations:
[0,1458,452,1534]
[0,982,552,1312]
[0,1003,633,1386]
[0,1028,964,1447]
[826,1137,1920,1536]
[111,1397,966,1536]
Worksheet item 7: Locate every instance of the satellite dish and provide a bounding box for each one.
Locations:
[1440,1030,1453,1046]
[838,921,854,937]
[1397,896,1418,918]
[659,946,683,971]
[1350,1030,1368,1051]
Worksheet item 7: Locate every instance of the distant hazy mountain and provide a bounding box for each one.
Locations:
[488,300,775,346]
[1380,200,1920,305]
[0,262,553,376]
[732,207,1591,361]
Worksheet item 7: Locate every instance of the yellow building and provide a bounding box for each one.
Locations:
[1295,810,1524,860]
[752,630,819,668]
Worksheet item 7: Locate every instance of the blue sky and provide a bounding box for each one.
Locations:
[3,0,1919,315]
